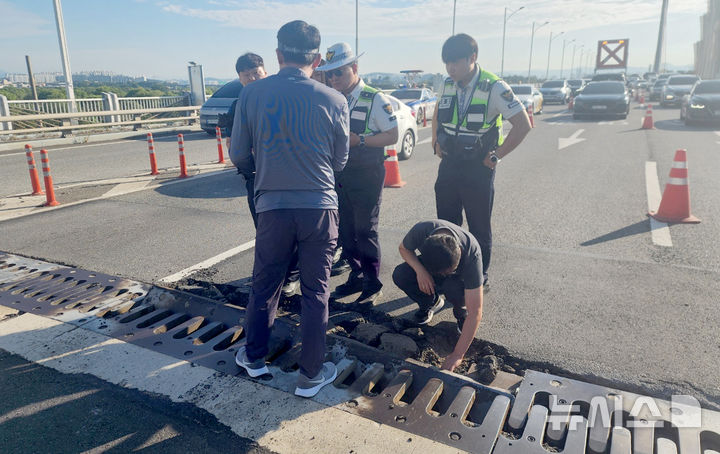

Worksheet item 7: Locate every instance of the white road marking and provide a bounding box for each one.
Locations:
[100,179,153,198]
[47,140,131,152]
[645,161,673,247]
[0,167,234,223]
[158,240,256,283]
[0,151,28,158]
[417,137,431,145]
[558,129,586,150]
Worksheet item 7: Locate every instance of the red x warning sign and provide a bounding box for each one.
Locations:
[596,39,629,69]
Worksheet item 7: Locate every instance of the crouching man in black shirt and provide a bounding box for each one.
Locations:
[392,219,484,372]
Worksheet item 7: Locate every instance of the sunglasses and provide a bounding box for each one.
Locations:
[326,68,346,79]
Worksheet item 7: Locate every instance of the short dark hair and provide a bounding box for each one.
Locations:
[235,53,264,73]
[441,33,478,63]
[419,233,461,275]
[277,20,321,65]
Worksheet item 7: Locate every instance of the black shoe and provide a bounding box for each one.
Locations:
[353,282,383,305]
[456,316,465,334]
[331,258,351,276]
[331,273,363,299]
[414,295,445,325]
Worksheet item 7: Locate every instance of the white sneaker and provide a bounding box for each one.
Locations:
[235,346,270,378]
[294,362,337,398]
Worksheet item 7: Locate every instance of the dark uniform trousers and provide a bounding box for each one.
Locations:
[435,156,494,284]
[392,261,467,321]
[245,209,338,379]
[337,163,385,286]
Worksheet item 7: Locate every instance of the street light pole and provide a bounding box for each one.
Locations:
[528,20,549,79]
[355,0,359,54]
[570,42,578,79]
[52,0,76,111]
[576,45,584,78]
[452,0,456,35]
[545,31,564,80]
[560,38,575,78]
[501,5,524,77]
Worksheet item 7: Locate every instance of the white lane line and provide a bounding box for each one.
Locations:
[48,140,131,152]
[0,151,27,158]
[158,240,256,284]
[417,137,431,145]
[645,161,673,247]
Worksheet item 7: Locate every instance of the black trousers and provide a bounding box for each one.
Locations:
[246,209,338,378]
[392,262,467,321]
[434,157,494,283]
[337,164,385,286]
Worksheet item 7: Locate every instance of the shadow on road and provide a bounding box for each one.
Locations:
[580,219,650,246]
[653,118,720,132]
[154,170,248,199]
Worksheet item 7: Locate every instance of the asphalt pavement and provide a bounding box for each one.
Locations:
[1,102,719,409]
[0,348,273,454]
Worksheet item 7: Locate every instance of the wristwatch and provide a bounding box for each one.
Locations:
[359,135,366,147]
[489,152,500,163]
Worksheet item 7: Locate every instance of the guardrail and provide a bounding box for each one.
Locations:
[0,94,195,137]
[0,106,200,136]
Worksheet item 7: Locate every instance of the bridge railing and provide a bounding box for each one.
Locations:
[0,94,196,137]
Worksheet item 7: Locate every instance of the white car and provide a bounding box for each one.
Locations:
[389,88,437,125]
[385,94,418,160]
[509,84,543,114]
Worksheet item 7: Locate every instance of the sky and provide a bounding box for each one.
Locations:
[0,0,709,81]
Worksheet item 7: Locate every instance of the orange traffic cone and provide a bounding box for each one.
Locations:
[384,148,406,188]
[649,149,700,224]
[641,104,654,129]
[568,97,574,110]
[527,105,534,128]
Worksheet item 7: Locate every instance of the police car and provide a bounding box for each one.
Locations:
[384,94,418,160]
[390,88,437,125]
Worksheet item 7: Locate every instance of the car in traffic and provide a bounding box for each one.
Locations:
[660,75,701,107]
[591,72,626,83]
[679,79,720,125]
[199,79,242,135]
[509,84,543,114]
[385,94,418,160]
[649,79,668,102]
[539,80,571,104]
[567,79,586,96]
[572,81,630,120]
[389,88,437,125]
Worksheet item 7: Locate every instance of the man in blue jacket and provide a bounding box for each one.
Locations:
[230,20,349,398]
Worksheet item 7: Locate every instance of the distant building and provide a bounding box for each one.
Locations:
[695,0,720,79]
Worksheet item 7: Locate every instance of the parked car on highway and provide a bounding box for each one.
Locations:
[539,80,571,104]
[199,80,242,135]
[572,81,630,120]
[509,84,543,114]
[389,88,437,125]
[679,80,720,125]
[567,79,586,96]
[660,75,701,107]
[385,94,418,160]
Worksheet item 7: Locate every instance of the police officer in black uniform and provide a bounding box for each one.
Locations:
[432,34,531,293]
[318,42,399,305]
